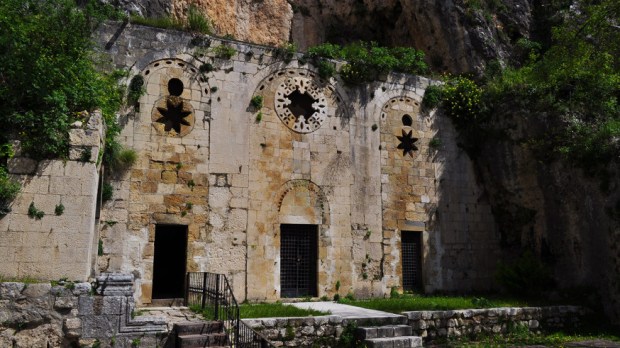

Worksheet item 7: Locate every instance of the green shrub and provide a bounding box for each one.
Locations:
[317,60,336,79]
[0,167,20,216]
[275,42,297,63]
[187,5,211,34]
[390,286,400,298]
[55,203,65,216]
[422,84,443,110]
[127,75,145,105]
[213,44,236,59]
[307,43,342,60]
[199,63,214,73]
[441,76,483,128]
[104,141,137,172]
[495,250,554,297]
[102,183,113,202]
[250,95,264,109]
[80,147,92,162]
[28,202,44,220]
[306,41,427,84]
[130,15,184,31]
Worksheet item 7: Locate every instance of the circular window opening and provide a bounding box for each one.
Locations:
[168,78,184,96]
[287,89,318,119]
[402,114,413,127]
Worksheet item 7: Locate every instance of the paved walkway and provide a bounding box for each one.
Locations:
[287,301,403,319]
[139,306,204,331]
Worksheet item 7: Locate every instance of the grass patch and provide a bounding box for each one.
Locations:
[338,294,529,313]
[191,303,329,319]
[443,329,620,347]
[0,276,44,283]
[130,15,185,31]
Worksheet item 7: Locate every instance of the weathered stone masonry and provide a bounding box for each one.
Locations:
[0,21,500,305]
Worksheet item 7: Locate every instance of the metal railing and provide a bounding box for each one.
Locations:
[185,272,274,348]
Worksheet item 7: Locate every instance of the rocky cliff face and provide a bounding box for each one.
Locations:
[472,108,620,323]
[118,0,533,74]
[290,0,533,74]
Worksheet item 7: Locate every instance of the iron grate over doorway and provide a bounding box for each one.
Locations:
[402,231,422,292]
[280,224,318,298]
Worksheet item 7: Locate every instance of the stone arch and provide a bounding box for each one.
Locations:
[275,179,330,225]
[138,58,211,136]
[379,95,426,159]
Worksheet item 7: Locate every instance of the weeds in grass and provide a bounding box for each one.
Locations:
[338,294,528,313]
[191,302,328,319]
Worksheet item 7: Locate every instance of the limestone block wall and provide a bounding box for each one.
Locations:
[243,315,347,348]
[404,306,585,340]
[428,113,499,292]
[0,112,103,281]
[95,21,500,303]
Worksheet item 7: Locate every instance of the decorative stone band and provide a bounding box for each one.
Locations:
[95,273,134,296]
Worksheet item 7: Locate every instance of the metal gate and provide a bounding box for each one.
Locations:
[280,224,318,298]
[402,231,422,291]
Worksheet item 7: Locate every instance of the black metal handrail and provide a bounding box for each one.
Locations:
[185,272,274,348]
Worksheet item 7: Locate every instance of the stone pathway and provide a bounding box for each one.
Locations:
[138,306,204,331]
[287,301,404,319]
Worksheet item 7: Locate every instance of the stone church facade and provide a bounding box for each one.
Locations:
[0,22,499,305]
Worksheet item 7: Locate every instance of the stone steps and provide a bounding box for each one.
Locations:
[174,321,229,348]
[356,324,422,348]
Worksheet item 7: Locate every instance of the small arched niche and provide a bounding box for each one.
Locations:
[277,180,328,225]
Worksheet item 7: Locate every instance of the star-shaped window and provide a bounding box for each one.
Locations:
[397,129,419,157]
[286,89,318,121]
[155,96,192,134]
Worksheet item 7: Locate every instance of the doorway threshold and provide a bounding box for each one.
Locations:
[147,298,186,307]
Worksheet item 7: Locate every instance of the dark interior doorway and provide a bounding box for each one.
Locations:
[402,231,423,292]
[152,224,188,299]
[280,224,318,298]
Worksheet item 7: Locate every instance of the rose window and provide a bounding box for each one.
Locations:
[274,77,327,133]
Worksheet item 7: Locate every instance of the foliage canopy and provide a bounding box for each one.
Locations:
[307,41,428,84]
[0,0,123,160]
[428,0,620,170]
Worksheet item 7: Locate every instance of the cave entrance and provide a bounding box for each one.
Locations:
[402,231,423,291]
[152,224,188,299]
[280,224,318,298]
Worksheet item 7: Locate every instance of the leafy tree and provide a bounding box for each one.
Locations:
[0,0,123,159]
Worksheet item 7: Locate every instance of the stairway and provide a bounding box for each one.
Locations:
[356,324,423,348]
[174,321,230,348]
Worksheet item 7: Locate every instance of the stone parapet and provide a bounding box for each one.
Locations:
[243,315,347,348]
[403,306,586,340]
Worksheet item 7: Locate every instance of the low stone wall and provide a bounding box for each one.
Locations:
[404,306,586,340]
[243,315,348,347]
[244,306,586,347]
[0,274,168,348]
